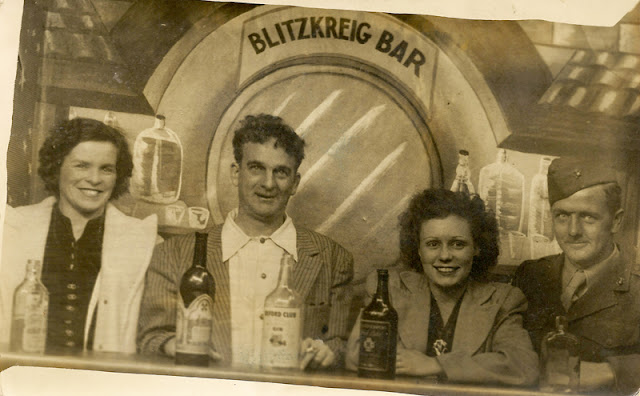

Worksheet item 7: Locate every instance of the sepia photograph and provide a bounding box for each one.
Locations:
[1,0,639,395]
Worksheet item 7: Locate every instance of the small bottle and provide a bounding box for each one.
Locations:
[10,259,49,354]
[176,232,215,366]
[358,269,398,379]
[261,253,303,369]
[450,150,475,195]
[540,316,580,393]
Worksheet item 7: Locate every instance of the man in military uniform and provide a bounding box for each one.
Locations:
[513,157,640,394]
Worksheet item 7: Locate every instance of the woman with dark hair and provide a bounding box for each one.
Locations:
[1,118,158,354]
[346,189,538,385]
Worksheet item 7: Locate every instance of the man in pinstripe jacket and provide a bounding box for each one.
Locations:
[137,114,354,369]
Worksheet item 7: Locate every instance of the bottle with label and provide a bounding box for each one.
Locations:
[261,253,303,369]
[450,150,475,195]
[10,259,49,354]
[176,232,215,366]
[540,316,580,393]
[358,269,398,379]
[131,114,183,204]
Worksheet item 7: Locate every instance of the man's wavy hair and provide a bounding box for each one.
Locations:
[398,189,499,280]
[232,114,305,171]
[38,117,133,200]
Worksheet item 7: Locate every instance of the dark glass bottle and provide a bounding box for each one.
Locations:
[358,269,398,379]
[540,316,580,392]
[175,232,215,366]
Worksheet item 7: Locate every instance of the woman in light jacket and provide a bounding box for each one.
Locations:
[347,189,538,386]
[1,118,157,354]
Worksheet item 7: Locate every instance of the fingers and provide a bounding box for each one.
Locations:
[299,339,335,370]
[208,348,223,361]
[163,337,176,357]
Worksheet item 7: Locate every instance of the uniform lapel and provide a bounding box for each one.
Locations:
[568,253,625,321]
[452,280,498,354]
[396,272,430,352]
[206,225,233,361]
[292,229,323,300]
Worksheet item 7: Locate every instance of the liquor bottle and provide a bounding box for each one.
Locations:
[358,269,398,379]
[450,150,475,195]
[540,316,580,393]
[478,149,525,234]
[176,232,215,366]
[261,253,303,369]
[10,259,49,354]
[529,157,560,259]
[131,114,183,204]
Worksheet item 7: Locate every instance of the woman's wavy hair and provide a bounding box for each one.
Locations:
[398,189,499,280]
[38,117,133,200]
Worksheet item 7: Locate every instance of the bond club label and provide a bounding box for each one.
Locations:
[261,307,302,368]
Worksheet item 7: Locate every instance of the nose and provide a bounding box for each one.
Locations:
[439,246,452,262]
[261,171,276,189]
[568,214,582,237]
[86,167,101,184]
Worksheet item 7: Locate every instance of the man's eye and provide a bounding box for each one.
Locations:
[555,213,568,221]
[582,215,596,223]
[274,169,289,177]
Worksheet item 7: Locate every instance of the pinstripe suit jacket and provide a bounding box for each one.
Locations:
[137,223,354,367]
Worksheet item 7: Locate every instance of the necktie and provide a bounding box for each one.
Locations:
[561,270,586,311]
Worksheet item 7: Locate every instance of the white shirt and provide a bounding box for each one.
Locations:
[221,209,297,367]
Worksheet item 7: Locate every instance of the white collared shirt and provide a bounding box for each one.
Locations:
[221,209,297,367]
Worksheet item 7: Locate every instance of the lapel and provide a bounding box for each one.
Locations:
[396,271,431,352]
[546,254,566,313]
[568,252,627,321]
[452,280,499,353]
[206,225,233,361]
[292,228,323,300]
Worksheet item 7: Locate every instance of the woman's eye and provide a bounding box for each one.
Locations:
[425,241,440,248]
[451,241,467,249]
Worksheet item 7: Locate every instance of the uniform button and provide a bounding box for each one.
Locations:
[65,341,76,348]
[67,294,77,300]
[67,283,77,290]
[69,263,75,270]
[65,305,76,312]
[65,329,74,337]
[103,299,108,304]
[261,273,267,279]
[617,277,624,285]
[64,319,72,325]
[260,238,266,244]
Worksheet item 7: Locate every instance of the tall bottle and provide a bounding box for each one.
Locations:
[176,232,215,366]
[540,316,580,393]
[358,269,398,379]
[450,150,475,195]
[261,253,303,369]
[10,259,49,354]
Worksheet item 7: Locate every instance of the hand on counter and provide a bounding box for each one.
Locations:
[162,337,223,362]
[395,347,444,377]
[299,338,335,370]
[579,361,615,391]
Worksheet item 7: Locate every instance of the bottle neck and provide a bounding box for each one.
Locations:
[154,116,166,129]
[277,255,293,289]
[375,274,390,303]
[193,232,208,268]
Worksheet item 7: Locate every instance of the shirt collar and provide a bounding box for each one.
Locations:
[221,208,297,262]
[562,245,619,290]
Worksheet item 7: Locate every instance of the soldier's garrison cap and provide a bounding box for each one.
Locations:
[548,157,619,206]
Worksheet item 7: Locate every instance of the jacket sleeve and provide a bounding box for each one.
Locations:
[436,286,539,386]
[322,242,355,367]
[136,235,193,355]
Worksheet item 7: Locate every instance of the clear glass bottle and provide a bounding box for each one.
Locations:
[529,156,554,240]
[540,316,580,393]
[451,150,475,195]
[358,269,398,379]
[261,253,303,369]
[176,232,215,366]
[131,115,183,204]
[10,259,49,354]
[478,149,525,234]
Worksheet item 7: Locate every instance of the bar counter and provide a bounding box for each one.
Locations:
[0,347,579,396]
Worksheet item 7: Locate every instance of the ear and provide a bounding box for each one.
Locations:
[611,208,624,234]
[230,162,240,187]
[290,172,301,196]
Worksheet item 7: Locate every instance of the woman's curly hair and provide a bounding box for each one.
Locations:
[398,189,499,280]
[38,118,133,200]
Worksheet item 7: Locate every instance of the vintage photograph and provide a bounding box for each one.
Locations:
[1,0,639,395]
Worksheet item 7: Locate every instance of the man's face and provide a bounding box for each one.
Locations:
[231,139,300,225]
[58,141,118,220]
[551,184,623,268]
